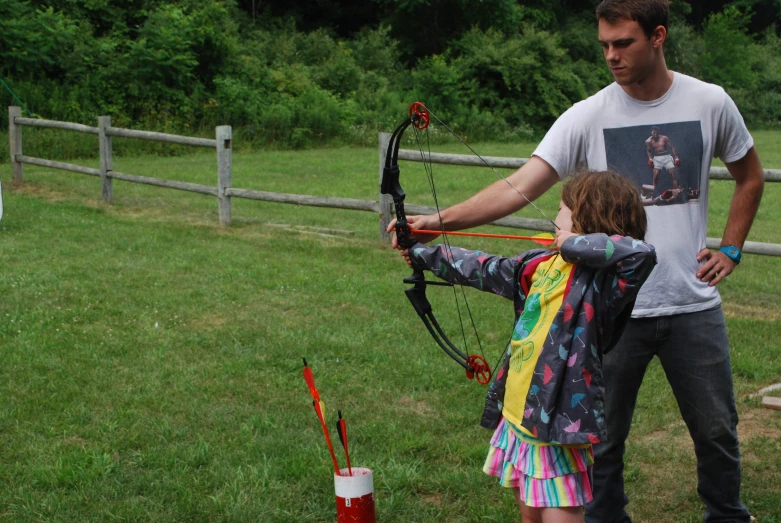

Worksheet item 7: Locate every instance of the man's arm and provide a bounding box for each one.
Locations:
[388,156,560,248]
[696,146,764,286]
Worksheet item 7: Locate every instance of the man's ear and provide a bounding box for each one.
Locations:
[652,25,667,48]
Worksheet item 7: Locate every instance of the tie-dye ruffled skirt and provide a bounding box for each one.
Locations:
[482,418,594,508]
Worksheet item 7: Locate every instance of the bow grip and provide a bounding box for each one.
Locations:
[380,165,402,197]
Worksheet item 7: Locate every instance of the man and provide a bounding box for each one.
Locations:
[388,0,764,521]
[646,125,680,192]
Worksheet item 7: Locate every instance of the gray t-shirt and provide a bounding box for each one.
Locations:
[533,72,753,317]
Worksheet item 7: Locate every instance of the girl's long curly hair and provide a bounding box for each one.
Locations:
[561,170,648,240]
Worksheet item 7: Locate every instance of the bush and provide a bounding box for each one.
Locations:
[700,6,760,92]
[3,1,779,155]
[439,28,588,133]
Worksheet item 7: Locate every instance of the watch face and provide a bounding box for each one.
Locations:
[721,246,741,261]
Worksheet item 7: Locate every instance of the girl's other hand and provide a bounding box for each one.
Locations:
[554,230,577,250]
[401,248,413,267]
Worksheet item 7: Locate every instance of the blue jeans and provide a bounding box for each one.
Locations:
[585,306,750,523]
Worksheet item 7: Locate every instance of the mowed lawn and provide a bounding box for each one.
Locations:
[1,130,780,522]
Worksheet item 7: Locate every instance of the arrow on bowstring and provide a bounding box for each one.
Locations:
[302,358,341,475]
[409,229,554,246]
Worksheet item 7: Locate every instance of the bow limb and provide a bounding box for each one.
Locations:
[403,270,472,370]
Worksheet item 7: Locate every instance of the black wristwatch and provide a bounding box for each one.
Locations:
[719,245,742,265]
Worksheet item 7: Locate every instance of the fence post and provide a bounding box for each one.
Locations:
[8,106,23,184]
[216,125,232,226]
[99,116,113,203]
[378,132,392,242]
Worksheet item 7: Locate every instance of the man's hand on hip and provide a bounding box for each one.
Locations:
[696,248,736,287]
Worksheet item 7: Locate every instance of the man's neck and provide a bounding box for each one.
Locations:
[621,61,674,101]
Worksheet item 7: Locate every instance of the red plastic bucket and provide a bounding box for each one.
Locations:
[334,467,376,523]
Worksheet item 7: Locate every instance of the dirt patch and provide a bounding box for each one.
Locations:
[59,435,88,447]
[723,302,781,321]
[637,406,781,448]
[13,182,74,203]
[397,396,434,417]
[638,419,691,446]
[738,407,781,440]
[420,492,443,507]
[192,312,229,329]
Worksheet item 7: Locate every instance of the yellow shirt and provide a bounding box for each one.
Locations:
[503,255,572,437]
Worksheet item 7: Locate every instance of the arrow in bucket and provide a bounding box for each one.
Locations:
[303,358,341,475]
[336,410,352,476]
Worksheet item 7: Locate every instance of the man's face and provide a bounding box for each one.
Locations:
[651,129,659,138]
[598,17,657,86]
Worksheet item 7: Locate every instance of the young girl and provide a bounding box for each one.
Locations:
[401,170,656,522]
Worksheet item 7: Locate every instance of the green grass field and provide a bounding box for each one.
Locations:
[1,131,780,522]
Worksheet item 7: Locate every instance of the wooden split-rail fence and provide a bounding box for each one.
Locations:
[7,106,781,257]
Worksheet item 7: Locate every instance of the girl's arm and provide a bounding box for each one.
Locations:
[408,243,534,299]
[559,233,657,310]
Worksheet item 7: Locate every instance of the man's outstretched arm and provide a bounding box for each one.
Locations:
[388,156,560,248]
[696,146,764,285]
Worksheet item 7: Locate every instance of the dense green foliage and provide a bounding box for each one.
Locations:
[2,0,780,149]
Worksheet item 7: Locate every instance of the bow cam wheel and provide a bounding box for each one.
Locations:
[409,102,430,130]
[466,355,491,385]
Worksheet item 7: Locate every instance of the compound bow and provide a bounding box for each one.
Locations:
[381,102,492,385]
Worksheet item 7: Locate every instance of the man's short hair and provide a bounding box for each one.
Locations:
[651,125,660,132]
[596,0,669,38]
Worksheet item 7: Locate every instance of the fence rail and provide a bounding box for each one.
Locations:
[18,155,101,177]
[15,117,99,135]
[395,149,781,182]
[6,110,781,257]
[105,127,217,148]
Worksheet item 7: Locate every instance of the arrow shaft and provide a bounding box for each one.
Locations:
[314,401,341,475]
[337,417,352,476]
[410,228,554,245]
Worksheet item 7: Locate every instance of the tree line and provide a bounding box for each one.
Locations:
[1,0,779,150]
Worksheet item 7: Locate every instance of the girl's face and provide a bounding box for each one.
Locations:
[555,201,573,232]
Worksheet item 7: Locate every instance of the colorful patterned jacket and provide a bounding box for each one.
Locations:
[409,233,656,445]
